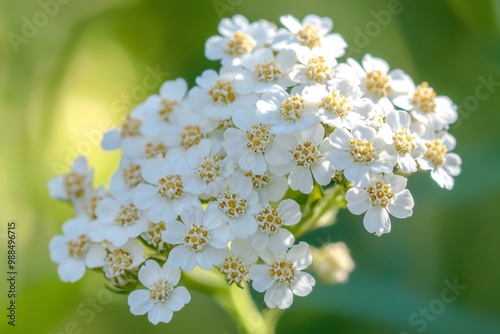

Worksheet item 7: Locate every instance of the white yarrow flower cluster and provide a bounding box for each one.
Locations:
[48,14,462,325]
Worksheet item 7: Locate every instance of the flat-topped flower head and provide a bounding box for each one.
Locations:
[218,239,258,287]
[393,80,458,131]
[163,205,230,271]
[417,132,461,190]
[328,124,397,187]
[48,156,94,202]
[257,85,319,134]
[205,15,276,66]
[273,15,347,59]
[248,199,301,253]
[49,217,106,282]
[89,198,149,247]
[267,124,335,193]
[345,173,414,236]
[133,156,202,222]
[250,242,315,309]
[210,173,261,239]
[128,260,191,325]
[104,239,145,278]
[140,78,188,136]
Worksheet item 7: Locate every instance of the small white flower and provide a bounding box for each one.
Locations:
[218,238,258,287]
[205,15,276,66]
[256,85,318,134]
[188,67,258,120]
[267,124,335,194]
[289,47,337,86]
[210,173,261,239]
[393,81,457,131]
[49,217,106,283]
[250,242,315,309]
[128,260,191,325]
[336,54,412,111]
[72,185,106,221]
[345,173,414,236]
[109,158,145,203]
[48,156,94,202]
[140,78,188,136]
[133,156,202,222]
[89,198,149,247]
[141,221,168,250]
[328,124,397,187]
[248,199,301,253]
[386,110,426,174]
[223,107,276,174]
[104,239,145,278]
[315,81,374,130]
[273,14,347,59]
[163,205,230,271]
[417,132,461,190]
[236,48,296,93]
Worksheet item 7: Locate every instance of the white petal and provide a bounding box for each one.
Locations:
[128,289,154,315]
[363,206,391,236]
[265,284,293,309]
[290,271,315,296]
[147,303,173,325]
[250,265,275,292]
[387,189,414,219]
[345,188,371,215]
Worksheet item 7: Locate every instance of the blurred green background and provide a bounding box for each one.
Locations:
[1,0,500,333]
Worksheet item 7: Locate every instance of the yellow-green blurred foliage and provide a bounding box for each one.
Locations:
[1,0,499,333]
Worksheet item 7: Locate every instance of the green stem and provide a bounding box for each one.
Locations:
[215,285,283,334]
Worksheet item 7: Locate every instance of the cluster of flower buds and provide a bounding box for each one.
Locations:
[49,14,461,325]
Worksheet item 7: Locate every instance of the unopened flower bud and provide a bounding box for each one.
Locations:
[311,242,355,284]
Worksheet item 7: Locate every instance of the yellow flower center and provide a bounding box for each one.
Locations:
[254,60,282,82]
[279,94,305,121]
[245,123,273,153]
[256,205,283,234]
[84,195,103,220]
[106,249,134,276]
[349,139,377,163]
[197,156,222,182]
[292,140,319,166]
[219,256,249,285]
[209,79,236,104]
[144,142,167,159]
[269,261,296,285]
[159,98,178,122]
[218,191,248,218]
[122,164,143,188]
[180,125,203,148]
[120,115,142,137]
[307,56,333,83]
[115,203,140,226]
[425,139,447,167]
[149,278,171,302]
[64,171,86,198]
[365,70,391,98]
[142,221,167,249]
[67,234,90,258]
[157,175,184,199]
[392,128,416,155]
[412,82,437,113]
[244,171,271,189]
[367,181,394,208]
[297,24,321,48]
[225,31,255,56]
[183,224,209,252]
[320,90,352,117]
